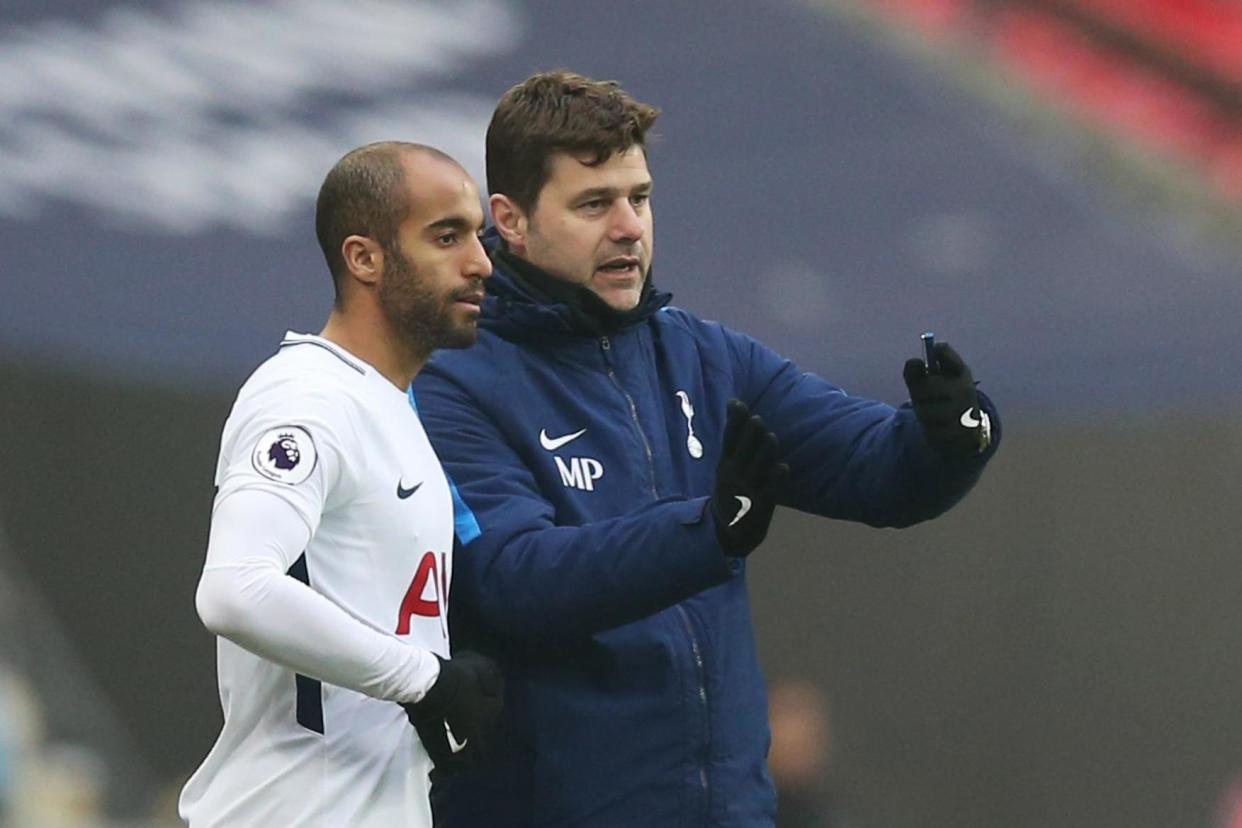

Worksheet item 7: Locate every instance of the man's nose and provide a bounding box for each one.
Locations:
[609,201,644,243]
[464,235,493,279]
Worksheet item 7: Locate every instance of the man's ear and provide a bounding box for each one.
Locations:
[340,235,384,289]
[490,194,528,253]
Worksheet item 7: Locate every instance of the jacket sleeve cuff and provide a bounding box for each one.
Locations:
[674,496,744,581]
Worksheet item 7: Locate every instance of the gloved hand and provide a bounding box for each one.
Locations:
[902,341,991,457]
[403,650,503,770]
[711,400,789,557]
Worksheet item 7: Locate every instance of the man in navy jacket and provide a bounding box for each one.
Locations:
[412,70,1001,827]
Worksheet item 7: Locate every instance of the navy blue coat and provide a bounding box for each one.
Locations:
[412,250,1000,827]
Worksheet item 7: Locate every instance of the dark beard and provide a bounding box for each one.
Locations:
[379,244,480,355]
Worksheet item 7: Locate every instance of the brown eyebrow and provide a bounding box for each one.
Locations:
[424,215,484,234]
[574,187,619,202]
[574,181,654,202]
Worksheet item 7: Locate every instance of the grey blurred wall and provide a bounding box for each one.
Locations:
[0,357,223,787]
[754,413,1242,828]
[3,356,1241,827]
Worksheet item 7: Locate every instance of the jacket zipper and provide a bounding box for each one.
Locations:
[600,336,657,499]
[601,336,711,810]
[677,604,712,809]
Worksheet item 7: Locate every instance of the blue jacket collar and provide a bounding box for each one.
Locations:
[480,228,672,340]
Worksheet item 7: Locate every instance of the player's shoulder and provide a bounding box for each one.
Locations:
[250,331,370,386]
[259,331,368,380]
[232,333,375,424]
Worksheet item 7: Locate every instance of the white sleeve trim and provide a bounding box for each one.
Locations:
[196,488,440,703]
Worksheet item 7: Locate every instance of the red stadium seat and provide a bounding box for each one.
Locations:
[858,0,1242,201]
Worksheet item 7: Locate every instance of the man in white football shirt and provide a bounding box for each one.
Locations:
[180,142,501,827]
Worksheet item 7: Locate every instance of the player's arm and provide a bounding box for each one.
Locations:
[196,488,440,703]
[415,367,743,642]
[725,326,1000,527]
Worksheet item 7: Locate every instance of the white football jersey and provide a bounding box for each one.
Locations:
[180,332,453,827]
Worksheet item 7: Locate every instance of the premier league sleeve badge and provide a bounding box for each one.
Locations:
[251,425,318,484]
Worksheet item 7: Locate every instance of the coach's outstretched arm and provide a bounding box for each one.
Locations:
[417,332,999,644]
[719,325,1001,527]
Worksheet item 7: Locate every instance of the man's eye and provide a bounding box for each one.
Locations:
[582,199,607,211]
[630,194,649,208]
[437,233,458,246]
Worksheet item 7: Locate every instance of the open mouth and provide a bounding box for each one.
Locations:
[596,257,641,277]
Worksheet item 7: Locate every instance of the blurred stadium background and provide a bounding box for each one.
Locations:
[1,0,1240,825]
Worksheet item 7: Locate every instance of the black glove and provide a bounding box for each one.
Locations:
[710,400,789,557]
[402,650,503,770]
[902,341,991,457]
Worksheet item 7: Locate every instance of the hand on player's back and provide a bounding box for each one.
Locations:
[403,650,504,770]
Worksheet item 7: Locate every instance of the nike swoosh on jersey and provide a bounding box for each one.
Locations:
[959,408,982,428]
[397,480,423,499]
[539,428,587,451]
[728,495,752,527]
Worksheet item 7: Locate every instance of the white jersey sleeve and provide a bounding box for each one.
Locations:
[197,488,439,703]
[200,385,438,703]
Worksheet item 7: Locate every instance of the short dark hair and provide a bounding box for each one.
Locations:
[486,70,660,212]
[315,142,456,300]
